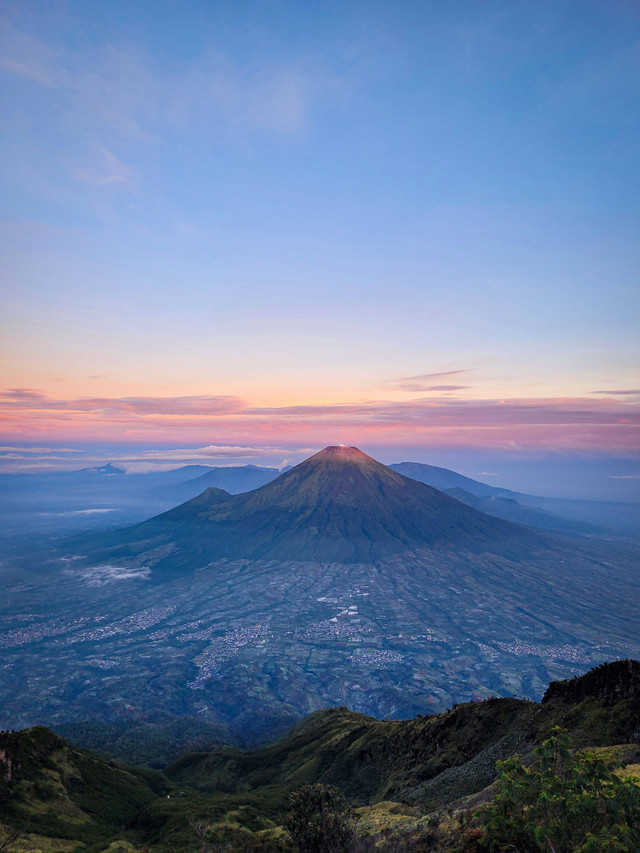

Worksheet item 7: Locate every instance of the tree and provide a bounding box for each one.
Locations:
[285,783,354,853]
[476,728,640,852]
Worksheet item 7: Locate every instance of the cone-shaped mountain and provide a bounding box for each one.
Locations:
[115,446,539,564]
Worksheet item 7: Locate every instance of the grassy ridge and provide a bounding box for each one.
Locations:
[0,726,168,851]
[167,669,640,808]
[1,661,639,851]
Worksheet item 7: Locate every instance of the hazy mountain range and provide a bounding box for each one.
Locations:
[160,464,283,503]
[1,451,638,545]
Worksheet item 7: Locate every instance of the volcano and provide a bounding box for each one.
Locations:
[103,446,540,565]
[25,448,639,741]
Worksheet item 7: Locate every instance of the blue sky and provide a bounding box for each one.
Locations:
[0,0,638,495]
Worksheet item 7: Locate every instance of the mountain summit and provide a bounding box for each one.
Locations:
[106,445,537,565]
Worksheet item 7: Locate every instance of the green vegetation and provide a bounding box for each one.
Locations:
[0,726,168,851]
[55,718,231,769]
[476,730,640,852]
[1,662,639,851]
[168,661,640,810]
[284,784,353,853]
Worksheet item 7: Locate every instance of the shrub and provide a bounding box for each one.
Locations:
[475,728,640,852]
[284,784,354,853]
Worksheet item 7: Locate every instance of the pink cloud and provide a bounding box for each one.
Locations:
[0,388,638,452]
[404,384,471,392]
[592,389,640,396]
[0,390,244,415]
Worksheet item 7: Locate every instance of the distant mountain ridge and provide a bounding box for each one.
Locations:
[160,464,282,503]
[389,461,609,534]
[389,461,515,497]
[442,486,594,533]
[186,464,281,493]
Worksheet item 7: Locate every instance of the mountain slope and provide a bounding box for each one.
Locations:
[168,659,640,807]
[161,464,281,504]
[109,446,541,564]
[3,662,638,852]
[443,487,595,533]
[0,725,167,848]
[389,461,515,498]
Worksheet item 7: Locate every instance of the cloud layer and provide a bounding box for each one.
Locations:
[0,387,637,456]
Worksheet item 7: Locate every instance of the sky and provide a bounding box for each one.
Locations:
[0,0,638,497]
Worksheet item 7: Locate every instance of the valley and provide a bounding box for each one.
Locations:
[2,538,639,762]
[1,448,639,764]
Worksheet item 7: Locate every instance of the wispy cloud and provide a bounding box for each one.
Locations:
[592,389,640,396]
[388,370,473,393]
[0,390,244,415]
[398,370,471,382]
[75,147,137,188]
[419,384,471,392]
[0,28,60,87]
[1,388,47,401]
[0,20,334,143]
[0,446,81,454]
[136,444,304,461]
[172,57,314,136]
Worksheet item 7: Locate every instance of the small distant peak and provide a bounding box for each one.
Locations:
[80,462,126,476]
[99,463,125,475]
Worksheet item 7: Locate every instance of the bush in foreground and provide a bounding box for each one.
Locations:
[285,784,353,853]
[475,729,640,852]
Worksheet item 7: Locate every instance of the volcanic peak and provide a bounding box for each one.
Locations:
[129,443,536,563]
[233,444,405,513]
[297,445,383,474]
[314,444,371,460]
